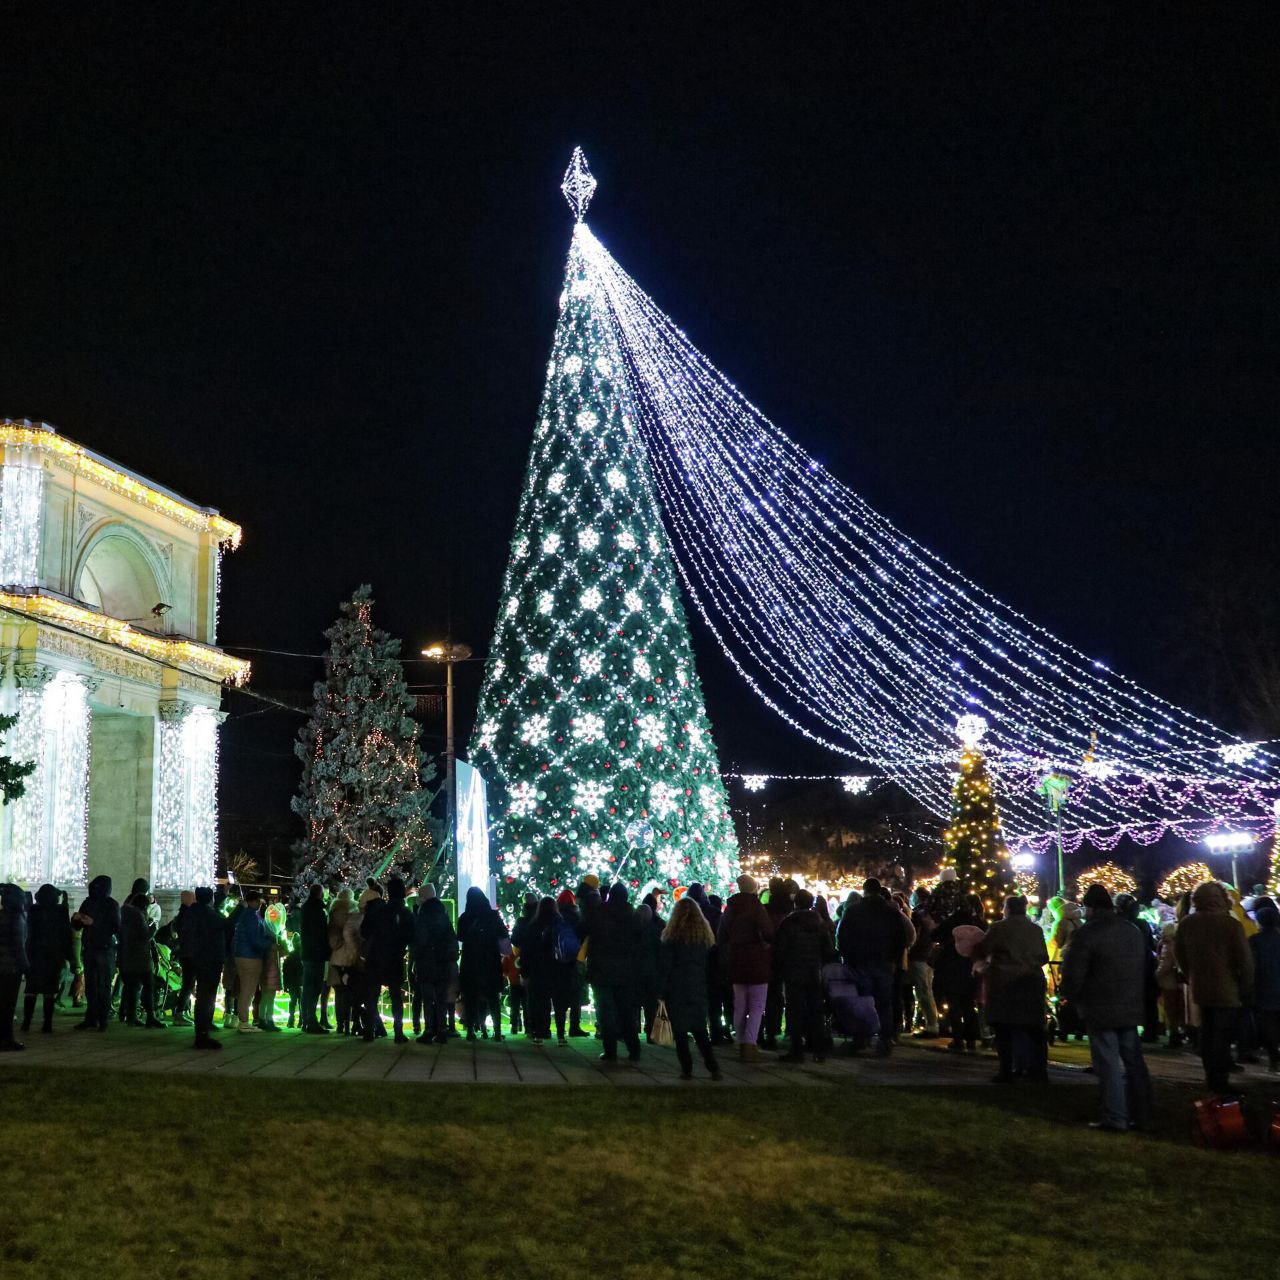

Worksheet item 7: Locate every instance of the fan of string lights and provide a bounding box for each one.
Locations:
[564,210,1278,854]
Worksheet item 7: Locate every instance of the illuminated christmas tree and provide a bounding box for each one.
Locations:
[292,586,428,893]
[942,716,1012,916]
[469,150,739,906]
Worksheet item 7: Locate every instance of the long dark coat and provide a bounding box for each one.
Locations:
[716,892,774,985]
[659,938,711,1026]
[26,885,74,995]
[457,890,508,998]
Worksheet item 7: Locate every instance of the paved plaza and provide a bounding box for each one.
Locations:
[0,1009,1220,1089]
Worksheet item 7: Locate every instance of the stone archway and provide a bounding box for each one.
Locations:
[75,526,169,625]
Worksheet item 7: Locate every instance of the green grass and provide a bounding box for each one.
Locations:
[2,1067,1278,1279]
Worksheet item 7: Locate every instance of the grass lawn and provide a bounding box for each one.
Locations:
[3,1066,1278,1280]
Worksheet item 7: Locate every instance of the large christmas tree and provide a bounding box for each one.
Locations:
[941,721,1013,918]
[469,156,739,905]
[292,586,428,893]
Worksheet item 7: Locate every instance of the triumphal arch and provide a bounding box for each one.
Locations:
[0,418,249,907]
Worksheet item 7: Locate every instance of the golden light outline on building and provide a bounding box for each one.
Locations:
[0,421,242,548]
[0,590,250,686]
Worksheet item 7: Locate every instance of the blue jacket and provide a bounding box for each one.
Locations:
[1250,928,1280,1012]
[233,908,270,960]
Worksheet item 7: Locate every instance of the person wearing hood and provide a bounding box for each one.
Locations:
[716,874,775,1062]
[413,885,458,1044]
[583,882,643,1061]
[327,888,357,1035]
[836,878,913,1057]
[22,884,74,1035]
[1174,881,1255,1094]
[556,889,589,1037]
[0,883,30,1050]
[186,887,227,1049]
[299,883,330,1034]
[74,874,120,1031]
[457,886,508,1040]
[774,889,837,1063]
[361,876,415,1043]
[1060,884,1151,1131]
[118,891,165,1029]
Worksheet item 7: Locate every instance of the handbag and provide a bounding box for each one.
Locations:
[652,999,674,1048]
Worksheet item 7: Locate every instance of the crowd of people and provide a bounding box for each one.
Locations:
[0,865,1276,1114]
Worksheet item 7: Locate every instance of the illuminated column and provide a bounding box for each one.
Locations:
[2,665,92,886]
[0,452,45,586]
[152,703,222,890]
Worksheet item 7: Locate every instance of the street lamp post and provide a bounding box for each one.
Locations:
[1204,830,1254,892]
[422,641,473,890]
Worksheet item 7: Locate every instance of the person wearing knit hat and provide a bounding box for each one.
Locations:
[736,873,758,896]
[556,888,576,907]
[1061,880,1151,1131]
[580,874,600,892]
[418,884,438,901]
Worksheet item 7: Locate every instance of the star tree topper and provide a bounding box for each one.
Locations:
[561,147,597,221]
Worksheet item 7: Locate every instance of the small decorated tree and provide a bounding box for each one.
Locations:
[0,711,36,804]
[941,723,1012,918]
[292,586,428,894]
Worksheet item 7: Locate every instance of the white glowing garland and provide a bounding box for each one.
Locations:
[569,220,1278,849]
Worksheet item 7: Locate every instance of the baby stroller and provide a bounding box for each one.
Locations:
[821,962,879,1050]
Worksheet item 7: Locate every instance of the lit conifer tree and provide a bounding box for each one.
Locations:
[942,716,1013,916]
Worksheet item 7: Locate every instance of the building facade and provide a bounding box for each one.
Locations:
[0,418,248,907]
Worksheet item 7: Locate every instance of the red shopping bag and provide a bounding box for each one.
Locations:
[1192,1096,1248,1149]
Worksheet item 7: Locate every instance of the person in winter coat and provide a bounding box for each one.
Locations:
[685,883,728,1044]
[584,882,643,1061]
[413,885,458,1044]
[659,895,722,1080]
[232,893,270,1033]
[518,896,561,1044]
[342,891,374,1037]
[716,874,775,1062]
[326,889,356,1034]
[0,883,30,1051]
[74,874,120,1031]
[635,903,664,1042]
[184,886,227,1049]
[22,884,74,1034]
[556,889,588,1037]
[255,904,285,1031]
[298,884,330,1034]
[508,894,539,1037]
[1174,880,1255,1094]
[774,889,837,1063]
[1116,894,1161,1042]
[1249,901,1280,1072]
[761,877,795,1049]
[907,888,940,1037]
[1060,884,1152,1130]
[932,895,986,1053]
[457,886,508,1040]
[170,891,198,1025]
[971,895,1050,1082]
[1155,921,1188,1049]
[836,878,913,1056]
[360,876,415,1042]
[119,891,165,1029]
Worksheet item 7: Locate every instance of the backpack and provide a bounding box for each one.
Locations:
[553,917,580,965]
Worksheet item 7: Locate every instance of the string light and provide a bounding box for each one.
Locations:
[152,705,220,890]
[1158,861,1215,901]
[0,459,45,586]
[0,591,249,686]
[1075,861,1137,899]
[567,221,1277,852]
[0,420,242,548]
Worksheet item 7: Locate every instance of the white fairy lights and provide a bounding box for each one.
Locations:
[570,218,1278,852]
[0,460,45,586]
[152,704,219,890]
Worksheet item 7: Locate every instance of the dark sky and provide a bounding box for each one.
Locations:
[3,8,1277,829]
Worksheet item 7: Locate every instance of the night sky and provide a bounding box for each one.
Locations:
[3,9,1276,842]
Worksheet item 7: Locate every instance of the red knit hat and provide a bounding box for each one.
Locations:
[556,888,576,906]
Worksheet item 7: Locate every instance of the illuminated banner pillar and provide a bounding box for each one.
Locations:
[151,702,223,890]
[455,758,494,903]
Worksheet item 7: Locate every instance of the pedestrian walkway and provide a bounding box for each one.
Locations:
[0,1008,1226,1088]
